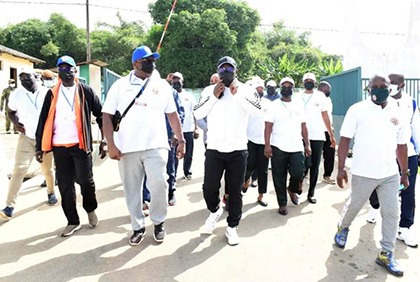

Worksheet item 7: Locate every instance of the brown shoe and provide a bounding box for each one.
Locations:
[287,188,299,205]
[278,206,288,215]
[242,178,251,193]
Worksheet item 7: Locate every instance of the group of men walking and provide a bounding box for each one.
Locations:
[0,46,417,278]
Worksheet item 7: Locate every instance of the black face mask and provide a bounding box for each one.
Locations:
[304,82,315,90]
[141,60,155,74]
[280,86,293,97]
[324,91,331,97]
[219,72,235,87]
[21,78,36,92]
[172,81,182,92]
[58,71,75,84]
[267,87,276,96]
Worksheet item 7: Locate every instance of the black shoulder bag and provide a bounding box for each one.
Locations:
[113,78,150,132]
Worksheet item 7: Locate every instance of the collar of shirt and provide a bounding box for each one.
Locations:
[129,70,146,85]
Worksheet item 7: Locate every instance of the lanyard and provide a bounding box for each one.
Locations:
[60,86,76,111]
[301,93,314,108]
[25,90,39,109]
[280,99,292,117]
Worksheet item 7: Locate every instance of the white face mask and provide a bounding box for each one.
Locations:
[389,84,400,96]
[10,83,16,88]
[43,80,55,88]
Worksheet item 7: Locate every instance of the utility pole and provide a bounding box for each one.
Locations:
[86,0,91,61]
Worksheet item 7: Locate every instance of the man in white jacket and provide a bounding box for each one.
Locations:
[194,56,261,246]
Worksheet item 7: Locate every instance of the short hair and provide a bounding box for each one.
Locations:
[318,81,331,90]
[368,74,390,88]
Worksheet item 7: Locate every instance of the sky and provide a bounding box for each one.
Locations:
[0,0,416,57]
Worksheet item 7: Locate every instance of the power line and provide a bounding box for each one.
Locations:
[259,23,406,37]
[0,0,149,13]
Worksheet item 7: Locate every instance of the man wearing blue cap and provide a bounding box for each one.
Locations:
[102,46,185,246]
[35,55,106,237]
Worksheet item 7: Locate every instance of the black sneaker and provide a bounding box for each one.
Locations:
[154,222,166,243]
[129,227,146,246]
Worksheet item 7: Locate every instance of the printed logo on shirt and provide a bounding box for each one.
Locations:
[390,117,399,126]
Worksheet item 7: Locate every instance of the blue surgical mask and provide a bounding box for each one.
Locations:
[371,88,389,104]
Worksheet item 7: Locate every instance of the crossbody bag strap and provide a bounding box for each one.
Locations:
[121,78,150,118]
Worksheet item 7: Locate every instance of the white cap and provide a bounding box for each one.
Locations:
[280,77,295,86]
[172,72,184,82]
[266,80,277,87]
[19,67,36,75]
[302,72,316,82]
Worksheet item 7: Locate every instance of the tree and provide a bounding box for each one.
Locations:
[0,19,51,67]
[148,0,260,87]
[92,12,146,75]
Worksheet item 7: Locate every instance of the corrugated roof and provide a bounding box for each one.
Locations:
[0,44,45,64]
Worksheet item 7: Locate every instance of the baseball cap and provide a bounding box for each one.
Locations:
[18,67,36,75]
[8,79,15,84]
[254,78,264,89]
[266,80,277,87]
[132,46,160,63]
[172,72,184,82]
[56,55,77,67]
[280,77,295,86]
[302,72,316,82]
[217,56,237,69]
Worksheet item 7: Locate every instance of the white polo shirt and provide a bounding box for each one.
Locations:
[324,96,333,131]
[247,97,272,145]
[340,99,410,179]
[392,91,420,157]
[102,70,176,154]
[194,81,261,152]
[294,90,328,141]
[8,86,49,139]
[178,89,196,133]
[265,99,306,152]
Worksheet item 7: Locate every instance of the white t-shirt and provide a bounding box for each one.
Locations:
[294,90,328,141]
[247,97,272,145]
[53,84,79,145]
[178,90,196,132]
[265,99,306,152]
[102,70,177,154]
[8,86,49,139]
[392,91,420,157]
[194,81,261,152]
[340,99,410,179]
[324,96,333,132]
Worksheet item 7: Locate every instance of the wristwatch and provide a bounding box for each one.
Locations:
[401,169,410,176]
[178,140,186,144]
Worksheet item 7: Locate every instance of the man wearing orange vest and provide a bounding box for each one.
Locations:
[35,55,106,237]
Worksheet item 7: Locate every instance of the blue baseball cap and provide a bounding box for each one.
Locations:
[132,46,160,63]
[56,55,76,67]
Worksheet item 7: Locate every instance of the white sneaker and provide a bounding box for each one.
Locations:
[226,226,239,246]
[397,227,418,248]
[202,207,223,234]
[366,207,379,224]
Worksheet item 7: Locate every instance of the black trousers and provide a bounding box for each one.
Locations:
[175,132,194,177]
[53,145,98,225]
[305,140,324,198]
[203,149,248,227]
[323,132,335,177]
[271,147,305,207]
[244,141,268,194]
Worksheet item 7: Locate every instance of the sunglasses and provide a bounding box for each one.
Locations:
[218,66,235,73]
[58,65,74,72]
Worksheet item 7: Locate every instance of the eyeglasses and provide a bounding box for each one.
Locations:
[58,65,74,72]
[218,66,235,73]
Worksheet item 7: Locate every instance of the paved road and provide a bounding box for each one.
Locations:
[0,128,419,281]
